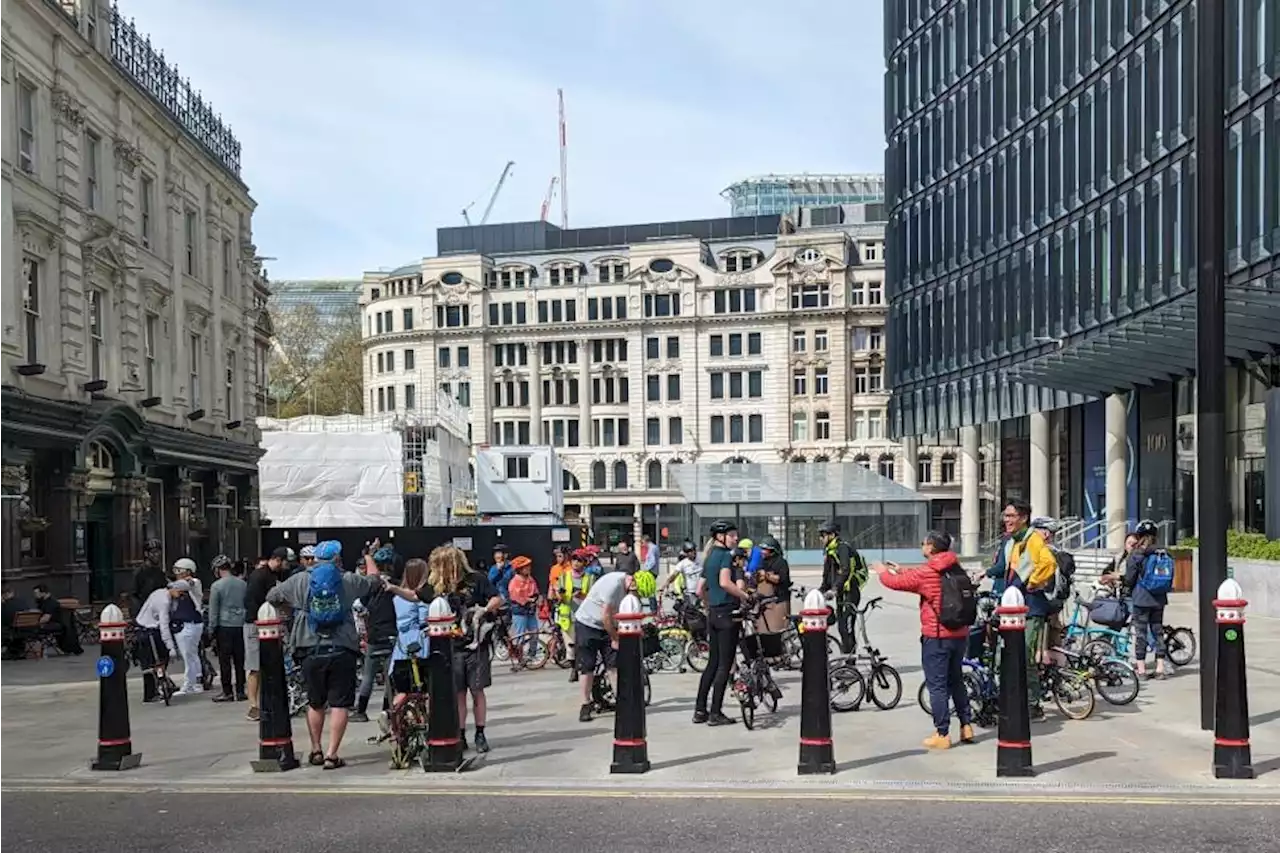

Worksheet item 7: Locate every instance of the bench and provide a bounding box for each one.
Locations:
[7,611,56,658]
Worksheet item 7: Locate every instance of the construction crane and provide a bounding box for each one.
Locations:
[558,89,569,229]
[539,176,559,221]
[461,160,515,226]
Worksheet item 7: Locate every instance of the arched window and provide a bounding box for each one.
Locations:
[613,460,628,490]
[666,459,684,489]
[563,470,580,492]
[646,459,662,489]
[87,440,115,474]
[591,461,607,490]
[813,455,830,463]
[878,454,896,480]
[724,455,750,464]
[940,454,957,484]
[791,455,807,464]
[854,454,871,468]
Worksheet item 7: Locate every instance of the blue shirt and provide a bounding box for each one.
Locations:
[391,597,430,662]
[488,563,514,602]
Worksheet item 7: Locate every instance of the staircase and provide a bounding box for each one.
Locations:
[1068,549,1117,588]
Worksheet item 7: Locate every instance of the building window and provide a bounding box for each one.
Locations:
[814,367,829,396]
[870,326,883,350]
[668,416,683,445]
[867,280,883,305]
[225,350,237,420]
[709,335,724,357]
[386,386,397,410]
[139,176,154,248]
[457,382,471,407]
[722,250,759,272]
[878,454,895,480]
[17,81,36,173]
[643,293,680,317]
[405,349,416,370]
[815,410,831,440]
[713,288,757,314]
[647,460,662,489]
[748,414,763,443]
[613,461,628,489]
[646,337,659,359]
[814,329,828,352]
[729,414,745,443]
[728,334,743,356]
[941,454,957,484]
[710,415,725,444]
[869,366,883,392]
[435,305,470,327]
[405,384,416,410]
[386,351,395,371]
[84,130,101,210]
[666,374,681,401]
[592,461,607,489]
[790,283,830,309]
[458,346,470,367]
[184,209,198,276]
[853,411,867,440]
[791,412,808,442]
[918,457,933,484]
[792,330,806,353]
[666,336,680,358]
[646,417,661,446]
[793,370,807,395]
[377,387,386,412]
[403,308,414,330]
[144,313,158,396]
[189,333,202,407]
[851,282,866,306]
[87,289,105,380]
[854,367,868,393]
[505,455,531,479]
[222,238,234,296]
[854,454,870,469]
[748,332,762,355]
[868,410,883,439]
[646,375,661,402]
[438,347,450,368]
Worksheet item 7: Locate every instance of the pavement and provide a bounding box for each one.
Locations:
[4,791,1280,853]
[3,573,1280,798]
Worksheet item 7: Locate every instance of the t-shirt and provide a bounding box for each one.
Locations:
[613,552,640,576]
[426,571,499,647]
[243,566,279,619]
[37,596,61,622]
[574,571,629,630]
[702,546,736,608]
[673,557,701,593]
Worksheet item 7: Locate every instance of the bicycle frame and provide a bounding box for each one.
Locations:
[1063,596,1133,656]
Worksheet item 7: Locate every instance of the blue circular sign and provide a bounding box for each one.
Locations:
[96,656,115,678]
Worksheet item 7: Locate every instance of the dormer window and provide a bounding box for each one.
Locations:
[722,250,760,273]
[547,263,585,286]
[796,247,823,264]
[441,271,464,286]
[597,261,629,283]
[371,287,381,300]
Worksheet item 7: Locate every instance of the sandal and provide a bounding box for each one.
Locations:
[323,756,347,770]
[308,750,325,766]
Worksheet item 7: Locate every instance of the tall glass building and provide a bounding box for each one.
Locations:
[885,0,1279,551]
[269,280,363,324]
[723,174,886,216]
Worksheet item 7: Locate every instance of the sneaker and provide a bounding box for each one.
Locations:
[235,691,248,702]
[1030,705,1046,721]
[923,732,952,750]
[692,710,709,724]
[211,693,235,703]
[706,712,737,727]
[579,703,594,723]
[180,684,204,695]
[349,711,370,723]
[245,708,260,722]
[474,731,490,754]
[959,724,976,744]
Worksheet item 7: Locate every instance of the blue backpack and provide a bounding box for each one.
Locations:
[307,561,347,633]
[1138,550,1175,595]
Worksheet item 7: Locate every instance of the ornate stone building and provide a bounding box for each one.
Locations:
[2,0,271,600]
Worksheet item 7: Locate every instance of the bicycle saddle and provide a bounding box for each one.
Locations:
[405,641,423,657]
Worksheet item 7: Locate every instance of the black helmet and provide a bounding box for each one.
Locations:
[758,534,782,554]
[709,519,737,536]
[818,520,839,535]
[492,543,508,554]
[731,545,749,559]
[680,540,697,554]
[1134,519,1158,537]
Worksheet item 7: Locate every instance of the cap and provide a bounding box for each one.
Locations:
[313,540,342,561]
[492,543,508,554]
[167,579,191,592]
[271,546,291,560]
[172,557,197,574]
[286,548,297,561]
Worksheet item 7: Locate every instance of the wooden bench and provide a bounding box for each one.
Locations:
[7,611,53,658]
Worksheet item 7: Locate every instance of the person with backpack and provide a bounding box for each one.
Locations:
[266,540,420,770]
[1000,501,1058,720]
[350,545,398,723]
[818,521,868,655]
[1031,517,1076,664]
[874,530,976,749]
[1123,519,1173,679]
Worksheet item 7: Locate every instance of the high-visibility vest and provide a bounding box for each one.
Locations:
[557,571,592,631]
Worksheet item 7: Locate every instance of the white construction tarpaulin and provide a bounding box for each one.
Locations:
[259,431,404,527]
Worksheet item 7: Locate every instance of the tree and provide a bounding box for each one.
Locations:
[266,303,364,417]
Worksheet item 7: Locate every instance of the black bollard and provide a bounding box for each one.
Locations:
[797,589,835,775]
[996,587,1034,777]
[1212,578,1253,779]
[91,604,141,771]
[611,594,650,774]
[250,603,299,772]
[425,597,465,772]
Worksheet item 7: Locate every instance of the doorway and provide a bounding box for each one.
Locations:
[87,496,115,602]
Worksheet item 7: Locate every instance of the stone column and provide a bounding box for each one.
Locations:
[579,338,593,448]
[114,474,147,588]
[901,437,919,491]
[1030,411,1051,518]
[960,426,980,557]
[176,468,195,558]
[1049,412,1062,518]
[1105,393,1129,548]
[51,467,91,600]
[528,342,542,445]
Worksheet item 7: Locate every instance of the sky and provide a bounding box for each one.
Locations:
[122,0,887,280]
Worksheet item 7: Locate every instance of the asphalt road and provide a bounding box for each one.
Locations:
[3,791,1278,853]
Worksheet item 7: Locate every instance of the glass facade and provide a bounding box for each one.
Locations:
[268,280,363,324]
[723,175,887,217]
[885,0,1280,439]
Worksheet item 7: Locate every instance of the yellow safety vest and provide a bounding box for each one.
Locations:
[557,571,591,631]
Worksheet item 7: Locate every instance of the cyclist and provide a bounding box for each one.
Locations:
[999,500,1057,720]
[753,535,791,633]
[1124,520,1169,680]
[351,545,397,723]
[693,520,750,726]
[554,549,594,682]
[389,558,431,706]
[573,568,636,722]
[659,541,701,608]
[507,555,540,656]
[488,544,514,602]
[818,521,867,655]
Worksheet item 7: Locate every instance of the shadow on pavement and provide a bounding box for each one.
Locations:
[837,747,923,771]
[649,747,750,771]
[495,712,557,727]
[1249,707,1280,727]
[501,726,610,747]
[475,747,571,769]
[1253,756,1280,777]
[1035,750,1117,775]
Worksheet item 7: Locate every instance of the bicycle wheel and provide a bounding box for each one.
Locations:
[759,666,779,713]
[643,672,652,707]
[1082,638,1117,662]
[1094,659,1140,706]
[657,634,686,673]
[783,632,803,669]
[826,633,844,660]
[546,631,571,669]
[830,663,866,712]
[1051,668,1096,720]
[736,680,756,730]
[512,633,551,671]
[916,680,933,716]
[868,663,903,711]
[1166,627,1197,667]
[159,674,175,706]
[492,637,511,663]
[684,637,709,673]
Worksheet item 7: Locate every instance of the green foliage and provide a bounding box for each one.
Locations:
[1177,530,1280,562]
[266,303,364,418]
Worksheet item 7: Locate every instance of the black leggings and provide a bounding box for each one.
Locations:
[696,606,740,714]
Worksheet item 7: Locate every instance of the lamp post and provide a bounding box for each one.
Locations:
[1194,0,1227,733]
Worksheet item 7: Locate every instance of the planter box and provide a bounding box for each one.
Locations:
[1191,551,1280,619]
[1172,550,1194,593]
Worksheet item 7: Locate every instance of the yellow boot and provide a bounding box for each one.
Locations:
[959,724,976,744]
[923,732,952,750]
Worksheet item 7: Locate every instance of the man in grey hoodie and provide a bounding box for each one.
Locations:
[207,555,248,702]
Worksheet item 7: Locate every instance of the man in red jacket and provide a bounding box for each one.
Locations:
[875,530,975,750]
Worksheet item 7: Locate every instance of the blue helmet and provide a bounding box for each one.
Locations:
[313,540,341,561]
[372,545,395,565]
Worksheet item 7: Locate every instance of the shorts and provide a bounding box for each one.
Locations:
[452,647,492,693]
[301,648,359,710]
[390,658,428,694]
[243,623,260,671]
[573,623,615,674]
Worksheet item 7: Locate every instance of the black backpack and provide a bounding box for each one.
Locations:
[938,567,978,630]
[1049,546,1076,601]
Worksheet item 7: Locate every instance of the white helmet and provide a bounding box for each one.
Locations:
[300,545,316,558]
[172,557,197,575]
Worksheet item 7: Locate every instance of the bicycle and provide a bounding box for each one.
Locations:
[1054,643,1140,706]
[845,596,903,710]
[590,649,651,713]
[655,594,708,673]
[1063,589,1197,668]
[916,656,998,727]
[128,627,177,706]
[539,621,573,670]
[485,606,550,671]
[386,642,430,770]
[1037,659,1096,720]
[732,597,785,730]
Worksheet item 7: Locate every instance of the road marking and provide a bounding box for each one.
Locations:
[4,782,1278,806]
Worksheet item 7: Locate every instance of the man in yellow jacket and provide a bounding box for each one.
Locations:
[999,499,1058,719]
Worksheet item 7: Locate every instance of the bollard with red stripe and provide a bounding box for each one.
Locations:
[425,596,466,772]
[797,589,835,775]
[91,604,141,771]
[996,586,1034,777]
[1212,578,1253,779]
[250,603,299,772]
[611,593,650,774]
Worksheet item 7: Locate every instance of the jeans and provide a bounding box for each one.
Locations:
[215,626,246,695]
[512,611,540,655]
[695,606,740,715]
[922,636,971,736]
[358,642,393,708]
[175,623,203,690]
[1132,606,1166,660]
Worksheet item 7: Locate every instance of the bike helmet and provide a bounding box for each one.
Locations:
[313,540,341,561]
[492,543,509,555]
[570,548,589,563]
[758,534,782,554]
[299,545,316,559]
[1030,516,1060,533]
[817,520,839,535]
[372,545,396,565]
[738,537,753,551]
[1134,519,1158,537]
[172,557,197,575]
[510,555,532,570]
[731,545,749,560]
[211,554,233,572]
[709,519,737,536]
[680,540,697,555]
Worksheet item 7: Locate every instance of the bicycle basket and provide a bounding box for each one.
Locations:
[757,631,786,659]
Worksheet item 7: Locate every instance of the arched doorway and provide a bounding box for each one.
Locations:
[85,439,117,601]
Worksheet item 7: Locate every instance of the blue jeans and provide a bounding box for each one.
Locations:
[922,636,971,736]
[512,611,540,655]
